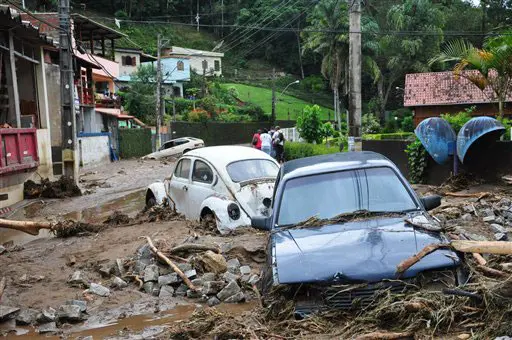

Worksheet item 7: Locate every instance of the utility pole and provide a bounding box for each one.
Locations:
[59,0,77,181]
[221,0,224,37]
[196,0,200,31]
[271,68,276,126]
[155,34,163,150]
[348,0,362,151]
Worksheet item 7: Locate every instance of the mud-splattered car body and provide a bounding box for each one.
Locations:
[251,151,461,314]
[146,146,279,234]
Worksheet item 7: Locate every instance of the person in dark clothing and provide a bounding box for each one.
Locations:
[272,126,285,163]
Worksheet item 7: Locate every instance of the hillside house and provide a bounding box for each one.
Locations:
[115,47,157,78]
[162,46,223,77]
[0,6,57,209]
[404,71,512,125]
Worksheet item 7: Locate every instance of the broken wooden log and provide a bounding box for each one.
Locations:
[144,236,197,291]
[449,234,487,266]
[398,241,512,274]
[0,218,52,236]
[168,243,221,255]
[355,331,414,340]
[476,265,508,278]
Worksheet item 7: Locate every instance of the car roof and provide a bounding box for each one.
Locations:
[185,145,277,168]
[282,151,395,178]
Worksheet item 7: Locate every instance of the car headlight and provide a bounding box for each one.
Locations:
[227,203,241,220]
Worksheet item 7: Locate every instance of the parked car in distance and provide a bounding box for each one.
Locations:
[142,137,204,159]
[146,146,279,234]
[251,151,462,316]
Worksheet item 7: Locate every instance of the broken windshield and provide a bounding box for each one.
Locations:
[227,159,279,183]
[277,167,418,226]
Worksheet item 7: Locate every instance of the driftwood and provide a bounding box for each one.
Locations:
[169,243,221,255]
[0,218,52,236]
[355,331,414,340]
[444,192,490,199]
[448,233,487,266]
[0,277,5,300]
[476,265,508,278]
[397,241,512,274]
[144,236,197,291]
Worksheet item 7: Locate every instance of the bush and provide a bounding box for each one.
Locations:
[498,116,512,140]
[171,98,195,116]
[198,96,218,117]
[216,113,252,122]
[297,105,324,144]
[188,109,210,122]
[441,107,474,133]
[285,142,339,161]
[363,132,415,140]
[405,138,428,184]
[362,113,381,134]
[401,116,415,132]
[236,104,267,121]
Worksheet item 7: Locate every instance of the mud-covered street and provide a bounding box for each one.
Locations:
[2,160,512,339]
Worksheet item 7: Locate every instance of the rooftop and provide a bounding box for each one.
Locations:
[168,46,224,58]
[0,6,54,47]
[404,71,512,107]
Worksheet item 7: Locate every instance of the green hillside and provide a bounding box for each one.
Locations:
[223,83,334,121]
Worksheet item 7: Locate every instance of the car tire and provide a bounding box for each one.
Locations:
[146,195,157,209]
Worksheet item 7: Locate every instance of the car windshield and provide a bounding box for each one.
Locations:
[227,159,278,183]
[277,167,418,226]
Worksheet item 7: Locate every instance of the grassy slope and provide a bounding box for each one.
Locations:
[223,83,334,121]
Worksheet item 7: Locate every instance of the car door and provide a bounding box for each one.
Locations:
[186,159,217,220]
[168,157,192,216]
[174,139,189,155]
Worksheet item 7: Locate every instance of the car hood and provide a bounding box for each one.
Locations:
[234,179,275,218]
[272,216,460,284]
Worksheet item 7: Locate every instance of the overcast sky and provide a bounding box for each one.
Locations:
[468,0,480,5]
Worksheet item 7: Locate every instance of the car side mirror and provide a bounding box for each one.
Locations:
[251,217,271,231]
[421,195,442,211]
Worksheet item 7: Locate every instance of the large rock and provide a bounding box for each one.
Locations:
[68,270,87,287]
[196,251,227,274]
[202,281,226,295]
[144,264,160,282]
[65,300,87,313]
[222,272,239,283]
[224,291,245,303]
[226,258,241,274]
[88,283,111,297]
[159,285,174,298]
[36,307,56,323]
[217,281,241,301]
[38,322,58,334]
[207,297,221,307]
[16,308,38,325]
[57,305,82,322]
[158,273,180,286]
[0,306,20,321]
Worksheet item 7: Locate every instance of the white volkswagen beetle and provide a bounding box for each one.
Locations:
[145,146,279,234]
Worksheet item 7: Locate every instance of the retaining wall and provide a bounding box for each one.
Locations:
[78,133,111,167]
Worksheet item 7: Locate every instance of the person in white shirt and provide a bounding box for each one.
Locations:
[260,129,272,155]
[272,126,285,163]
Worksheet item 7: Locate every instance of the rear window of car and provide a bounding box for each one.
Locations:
[226,159,278,183]
[174,159,191,178]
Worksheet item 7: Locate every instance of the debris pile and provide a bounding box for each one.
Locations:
[24,177,82,199]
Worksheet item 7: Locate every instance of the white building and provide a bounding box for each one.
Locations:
[115,47,157,77]
[163,46,224,77]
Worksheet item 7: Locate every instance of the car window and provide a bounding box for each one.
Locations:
[192,160,214,184]
[174,159,191,179]
[277,167,417,226]
[226,159,278,182]
[175,139,188,146]
[161,141,174,150]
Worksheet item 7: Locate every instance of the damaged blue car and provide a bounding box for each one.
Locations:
[252,151,462,314]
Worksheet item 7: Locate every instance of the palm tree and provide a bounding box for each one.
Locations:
[302,0,349,131]
[430,36,512,118]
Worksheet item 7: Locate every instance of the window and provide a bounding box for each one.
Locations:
[214,60,220,72]
[226,159,279,183]
[161,141,175,150]
[177,61,184,71]
[122,56,136,66]
[192,160,214,184]
[202,60,208,70]
[174,159,191,179]
[277,167,418,226]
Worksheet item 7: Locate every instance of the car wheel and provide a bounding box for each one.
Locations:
[200,210,218,231]
[146,195,157,209]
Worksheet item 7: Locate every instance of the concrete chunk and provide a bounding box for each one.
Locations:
[226,258,241,274]
[202,281,226,295]
[158,273,181,286]
[36,307,56,323]
[224,291,245,303]
[222,272,239,283]
[159,285,174,298]
[217,281,241,301]
[144,264,160,282]
[57,305,82,322]
[88,283,111,297]
[68,270,87,287]
[0,306,20,321]
[16,308,38,325]
[65,300,87,313]
[38,322,58,334]
[239,265,251,276]
[112,276,128,289]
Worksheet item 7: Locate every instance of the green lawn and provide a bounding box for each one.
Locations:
[222,83,334,121]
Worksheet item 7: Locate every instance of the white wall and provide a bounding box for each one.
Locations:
[115,51,140,77]
[33,129,53,180]
[189,56,222,77]
[78,135,110,168]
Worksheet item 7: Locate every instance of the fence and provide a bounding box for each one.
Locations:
[169,121,296,146]
[118,128,152,159]
[281,127,301,142]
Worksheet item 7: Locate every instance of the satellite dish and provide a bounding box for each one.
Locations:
[212,40,224,52]
[415,117,456,165]
[457,116,505,163]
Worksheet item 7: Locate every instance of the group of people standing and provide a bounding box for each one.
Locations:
[252,126,285,163]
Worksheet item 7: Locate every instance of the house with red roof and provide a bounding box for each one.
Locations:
[404,71,512,126]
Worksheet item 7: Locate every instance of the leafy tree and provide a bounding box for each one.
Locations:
[364,0,446,118]
[297,105,324,144]
[321,122,335,143]
[303,0,349,131]
[361,113,381,134]
[401,116,415,132]
[124,64,157,124]
[430,36,512,118]
[441,107,474,133]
